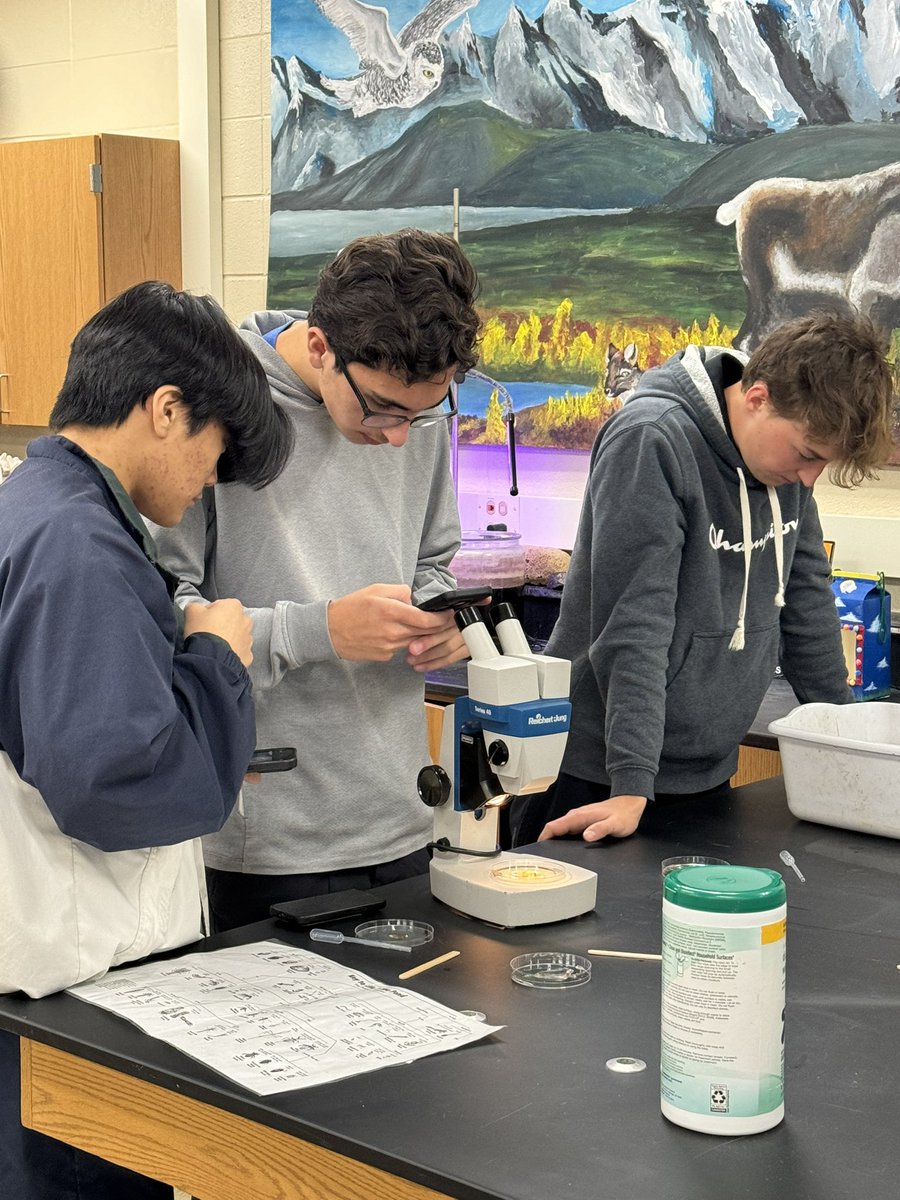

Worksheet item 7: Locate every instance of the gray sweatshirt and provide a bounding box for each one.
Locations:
[548,343,849,801]
[151,311,460,874]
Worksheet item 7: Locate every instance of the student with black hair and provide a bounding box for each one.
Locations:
[0,280,292,1198]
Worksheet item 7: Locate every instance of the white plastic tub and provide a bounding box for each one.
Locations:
[768,702,900,838]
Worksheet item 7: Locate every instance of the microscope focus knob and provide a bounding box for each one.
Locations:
[487,740,509,768]
[417,764,451,808]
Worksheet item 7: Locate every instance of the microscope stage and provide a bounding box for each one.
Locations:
[430,850,597,928]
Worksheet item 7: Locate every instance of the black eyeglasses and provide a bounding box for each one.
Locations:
[335,353,461,429]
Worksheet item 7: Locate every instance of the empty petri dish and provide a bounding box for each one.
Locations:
[661,855,729,878]
[509,952,592,989]
[354,919,434,947]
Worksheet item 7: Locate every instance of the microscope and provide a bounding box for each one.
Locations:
[417,604,598,927]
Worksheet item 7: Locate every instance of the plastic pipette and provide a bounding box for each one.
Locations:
[309,928,412,953]
[779,850,806,882]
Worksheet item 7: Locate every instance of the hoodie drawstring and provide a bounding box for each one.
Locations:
[729,471,787,651]
[767,485,786,608]
[678,345,788,649]
[729,467,752,651]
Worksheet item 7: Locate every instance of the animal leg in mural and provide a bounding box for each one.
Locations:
[716,161,900,352]
[604,342,643,403]
[312,0,478,117]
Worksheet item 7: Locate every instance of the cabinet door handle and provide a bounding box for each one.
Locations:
[0,373,10,416]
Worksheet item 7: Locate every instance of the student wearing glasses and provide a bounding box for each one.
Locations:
[152,228,481,931]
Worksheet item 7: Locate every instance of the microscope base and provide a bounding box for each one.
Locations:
[430,850,597,928]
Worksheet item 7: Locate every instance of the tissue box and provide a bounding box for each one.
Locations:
[769,702,900,838]
[831,571,891,700]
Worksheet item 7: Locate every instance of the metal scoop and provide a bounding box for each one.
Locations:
[309,928,411,953]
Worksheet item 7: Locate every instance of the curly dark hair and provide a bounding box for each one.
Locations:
[307,228,481,384]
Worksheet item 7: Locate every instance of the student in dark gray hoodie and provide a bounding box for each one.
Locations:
[512,312,894,847]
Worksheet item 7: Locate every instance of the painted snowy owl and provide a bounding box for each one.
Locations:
[312,0,477,117]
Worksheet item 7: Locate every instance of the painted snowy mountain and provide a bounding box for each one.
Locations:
[271,0,900,196]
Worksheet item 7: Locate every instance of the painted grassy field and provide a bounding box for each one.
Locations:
[267,207,747,331]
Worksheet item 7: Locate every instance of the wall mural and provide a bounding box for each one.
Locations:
[269,0,900,457]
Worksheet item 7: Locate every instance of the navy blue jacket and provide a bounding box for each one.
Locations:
[0,437,255,851]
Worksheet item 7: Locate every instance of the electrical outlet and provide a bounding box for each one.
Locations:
[476,495,520,530]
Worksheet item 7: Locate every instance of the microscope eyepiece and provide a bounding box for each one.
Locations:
[454,605,487,630]
[455,605,501,660]
[490,601,518,624]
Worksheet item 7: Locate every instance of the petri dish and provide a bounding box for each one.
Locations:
[509,952,592,989]
[354,918,434,947]
[661,855,729,878]
[490,862,567,886]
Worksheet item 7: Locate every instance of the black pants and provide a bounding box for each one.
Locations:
[0,1030,170,1200]
[510,772,732,847]
[206,847,431,933]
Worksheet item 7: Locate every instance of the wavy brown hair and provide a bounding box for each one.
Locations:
[307,228,481,384]
[744,310,895,486]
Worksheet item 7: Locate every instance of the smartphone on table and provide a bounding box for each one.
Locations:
[270,889,387,927]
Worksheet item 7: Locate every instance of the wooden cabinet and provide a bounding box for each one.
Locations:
[425,702,446,764]
[730,744,782,788]
[0,135,181,427]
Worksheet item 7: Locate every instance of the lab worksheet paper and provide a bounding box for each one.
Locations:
[68,940,502,1095]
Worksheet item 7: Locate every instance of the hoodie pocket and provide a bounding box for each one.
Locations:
[664,624,780,765]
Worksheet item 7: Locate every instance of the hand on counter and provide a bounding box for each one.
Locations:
[327,584,452,662]
[184,599,254,668]
[538,794,647,843]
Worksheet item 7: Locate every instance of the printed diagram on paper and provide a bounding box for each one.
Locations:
[69,941,501,1095]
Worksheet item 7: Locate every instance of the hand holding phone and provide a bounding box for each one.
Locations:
[327,583,432,662]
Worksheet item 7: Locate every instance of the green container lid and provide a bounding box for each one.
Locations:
[664,865,786,913]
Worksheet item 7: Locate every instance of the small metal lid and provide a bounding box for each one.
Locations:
[606,1057,647,1073]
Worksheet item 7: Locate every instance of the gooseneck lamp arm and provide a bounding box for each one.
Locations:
[463,370,518,498]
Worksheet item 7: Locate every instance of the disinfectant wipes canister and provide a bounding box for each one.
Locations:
[661,865,786,1135]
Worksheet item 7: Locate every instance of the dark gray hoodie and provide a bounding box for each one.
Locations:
[547,343,849,801]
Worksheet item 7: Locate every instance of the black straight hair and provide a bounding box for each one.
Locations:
[50,281,293,488]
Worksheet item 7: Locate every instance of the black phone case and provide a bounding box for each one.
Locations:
[269,889,386,927]
[417,587,492,612]
[248,747,298,773]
